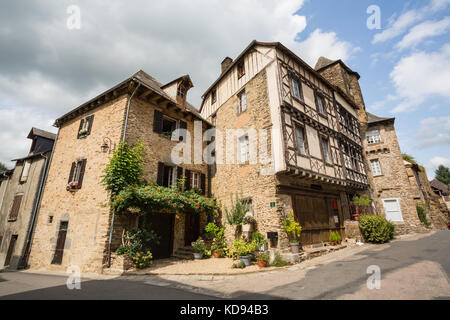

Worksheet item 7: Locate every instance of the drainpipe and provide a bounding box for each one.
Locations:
[107,81,140,267]
[18,148,53,268]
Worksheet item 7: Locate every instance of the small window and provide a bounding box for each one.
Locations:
[211,89,217,104]
[20,160,31,183]
[237,90,247,114]
[191,172,201,189]
[48,215,54,224]
[237,61,245,79]
[238,134,250,164]
[321,138,331,163]
[291,78,302,101]
[8,194,23,221]
[159,164,178,188]
[162,116,177,139]
[366,130,381,144]
[177,85,186,99]
[68,159,87,189]
[295,125,307,156]
[316,94,326,115]
[371,159,382,176]
[77,115,94,138]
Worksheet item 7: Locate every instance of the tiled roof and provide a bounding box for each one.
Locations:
[430,179,450,195]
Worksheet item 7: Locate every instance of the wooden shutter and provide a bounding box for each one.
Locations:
[51,222,68,265]
[200,173,206,195]
[77,119,84,139]
[179,120,187,142]
[153,110,163,133]
[77,159,87,189]
[87,115,94,135]
[9,194,23,221]
[156,162,165,186]
[68,162,76,183]
[177,166,183,180]
[184,169,191,190]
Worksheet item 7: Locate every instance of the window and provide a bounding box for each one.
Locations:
[211,89,217,104]
[295,125,307,155]
[321,138,331,163]
[4,235,18,266]
[77,115,94,138]
[48,215,54,224]
[366,130,381,144]
[191,172,201,189]
[162,116,177,138]
[68,159,87,189]
[157,163,182,188]
[238,134,249,164]
[177,85,186,99]
[370,159,382,176]
[237,90,247,114]
[291,78,302,101]
[8,194,23,221]
[316,94,326,115]
[237,61,245,79]
[20,160,31,183]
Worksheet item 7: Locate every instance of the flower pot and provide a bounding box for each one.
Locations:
[257,259,268,268]
[330,242,336,246]
[213,251,222,258]
[290,242,300,254]
[242,224,252,232]
[193,252,203,260]
[239,255,252,266]
[353,214,360,221]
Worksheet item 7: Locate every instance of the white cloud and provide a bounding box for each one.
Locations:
[425,156,450,179]
[390,44,450,112]
[396,17,450,51]
[416,117,450,148]
[294,29,360,66]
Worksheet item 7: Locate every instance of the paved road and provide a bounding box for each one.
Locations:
[0,231,448,299]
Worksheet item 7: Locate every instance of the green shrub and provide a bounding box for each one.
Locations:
[359,215,395,243]
[270,253,289,267]
[329,231,337,243]
[252,232,265,247]
[283,211,302,243]
[233,239,256,256]
[131,251,153,269]
[416,203,431,228]
[225,194,250,225]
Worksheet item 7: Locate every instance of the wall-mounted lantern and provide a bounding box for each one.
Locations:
[101,137,115,154]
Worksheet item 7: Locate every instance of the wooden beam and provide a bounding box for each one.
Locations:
[139,89,153,99]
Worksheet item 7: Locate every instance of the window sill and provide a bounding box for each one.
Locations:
[318,112,328,120]
[78,134,89,140]
[7,219,17,222]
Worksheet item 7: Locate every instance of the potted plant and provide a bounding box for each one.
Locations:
[252,232,265,251]
[192,239,205,260]
[233,239,256,266]
[329,231,342,246]
[335,231,342,245]
[351,195,372,221]
[283,211,302,253]
[242,216,256,232]
[257,252,270,268]
[79,129,88,136]
[66,181,79,192]
[205,222,226,258]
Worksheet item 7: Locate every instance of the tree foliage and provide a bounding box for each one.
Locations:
[0,162,8,172]
[435,165,450,185]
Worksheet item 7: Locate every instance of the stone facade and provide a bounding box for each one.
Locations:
[28,71,210,273]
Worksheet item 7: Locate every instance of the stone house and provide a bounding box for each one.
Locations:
[0,128,55,269]
[315,56,448,233]
[27,70,210,273]
[200,41,369,248]
[430,179,450,211]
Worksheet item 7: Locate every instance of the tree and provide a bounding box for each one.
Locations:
[435,165,450,185]
[0,162,8,173]
[402,153,416,163]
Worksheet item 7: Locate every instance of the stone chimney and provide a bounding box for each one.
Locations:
[221,57,233,73]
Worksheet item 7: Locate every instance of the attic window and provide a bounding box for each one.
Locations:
[177,85,186,99]
[237,61,245,79]
[211,89,217,104]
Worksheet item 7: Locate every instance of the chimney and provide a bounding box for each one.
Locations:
[221,57,233,73]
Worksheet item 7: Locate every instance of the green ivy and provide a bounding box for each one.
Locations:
[102,141,144,199]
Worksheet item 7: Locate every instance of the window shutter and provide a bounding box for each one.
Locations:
[68,162,76,184]
[184,169,191,190]
[87,115,94,135]
[179,120,187,142]
[77,119,84,139]
[9,194,23,220]
[156,162,165,186]
[77,159,87,188]
[177,166,183,180]
[153,110,163,133]
[200,173,206,195]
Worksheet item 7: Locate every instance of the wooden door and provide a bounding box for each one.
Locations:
[184,213,200,246]
[142,213,174,259]
[51,221,68,265]
[4,235,18,266]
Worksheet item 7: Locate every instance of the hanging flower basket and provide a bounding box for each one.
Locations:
[66,181,79,192]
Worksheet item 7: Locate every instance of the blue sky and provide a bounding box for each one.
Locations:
[0,0,448,178]
[298,0,450,177]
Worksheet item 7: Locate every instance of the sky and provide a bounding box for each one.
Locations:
[0,0,449,179]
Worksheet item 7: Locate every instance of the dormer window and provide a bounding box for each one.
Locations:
[177,85,186,99]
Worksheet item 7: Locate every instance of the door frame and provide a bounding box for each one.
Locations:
[4,234,18,267]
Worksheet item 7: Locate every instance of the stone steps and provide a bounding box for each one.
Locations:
[173,246,195,260]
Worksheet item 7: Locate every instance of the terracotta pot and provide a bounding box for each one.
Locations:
[330,242,336,246]
[354,214,360,221]
[257,259,268,268]
[213,251,222,258]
